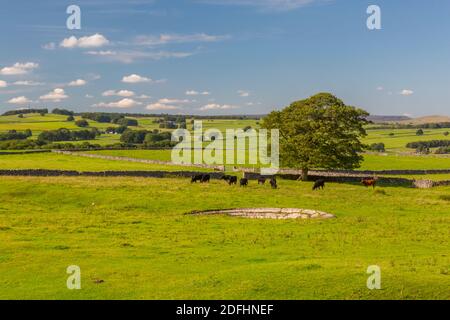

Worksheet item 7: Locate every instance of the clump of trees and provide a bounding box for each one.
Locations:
[105,126,128,134]
[416,129,424,136]
[435,147,450,154]
[120,129,175,147]
[368,143,385,152]
[75,119,89,127]
[262,93,369,180]
[2,108,48,116]
[116,118,138,127]
[406,140,450,149]
[38,128,100,142]
[52,108,74,116]
[0,129,32,141]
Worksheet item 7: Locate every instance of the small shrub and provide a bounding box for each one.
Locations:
[75,119,89,127]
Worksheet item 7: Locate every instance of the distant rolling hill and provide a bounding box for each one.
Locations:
[399,115,450,124]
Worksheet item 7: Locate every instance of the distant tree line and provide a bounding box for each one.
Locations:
[52,108,74,116]
[80,112,138,126]
[406,140,450,149]
[2,108,48,116]
[120,129,175,147]
[0,129,32,141]
[37,128,100,143]
[369,122,450,130]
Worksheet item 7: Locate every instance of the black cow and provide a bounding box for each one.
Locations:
[228,176,238,185]
[220,174,237,185]
[258,177,266,185]
[240,178,248,187]
[270,177,277,189]
[191,174,203,183]
[312,179,325,190]
[201,174,211,183]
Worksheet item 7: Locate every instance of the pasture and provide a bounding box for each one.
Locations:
[0,113,449,300]
[0,176,449,299]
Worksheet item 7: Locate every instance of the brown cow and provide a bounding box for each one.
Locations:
[361,177,377,189]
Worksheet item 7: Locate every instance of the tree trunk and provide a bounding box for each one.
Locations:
[300,168,309,181]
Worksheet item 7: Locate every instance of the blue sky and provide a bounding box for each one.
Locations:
[0,0,449,116]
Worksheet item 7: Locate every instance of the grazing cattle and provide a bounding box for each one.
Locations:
[270,177,278,189]
[201,174,211,183]
[313,179,325,190]
[258,177,266,185]
[240,178,248,187]
[191,174,203,183]
[228,176,238,185]
[361,178,377,189]
[221,175,238,185]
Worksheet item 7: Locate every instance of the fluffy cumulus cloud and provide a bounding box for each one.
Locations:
[60,34,109,48]
[0,80,7,88]
[40,88,68,102]
[68,79,87,87]
[121,74,151,83]
[186,90,210,96]
[400,89,414,96]
[102,90,135,97]
[199,103,238,111]
[93,98,142,109]
[0,62,39,75]
[146,102,181,111]
[8,96,32,105]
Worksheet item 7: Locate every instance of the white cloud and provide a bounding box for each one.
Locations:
[400,89,414,96]
[40,88,68,102]
[60,33,109,48]
[0,62,39,75]
[68,79,87,87]
[85,50,116,56]
[197,0,316,11]
[93,98,142,108]
[376,86,384,91]
[199,103,239,111]
[122,74,151,83]
[158,98,190,104]
[0,80,7,88]
[85,94,94,99]
[146,102,181,110]
[102,90,135,97]
[85,50,192,63]
[186,90,210,96]
[137,94,151,99]
[8,96,32,105]
[13,80,44,86]
[238,90,250,97]
[135,33,230,46]
[42,42,56,50]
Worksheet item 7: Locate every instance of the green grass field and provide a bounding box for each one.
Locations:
[0,152,209,172]
[0,176,448,299]
[1,114,449,300]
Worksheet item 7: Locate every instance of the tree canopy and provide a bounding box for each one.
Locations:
[262,93,369,179]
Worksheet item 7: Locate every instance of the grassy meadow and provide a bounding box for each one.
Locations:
[0,113,450,300]
[0,176,449,299]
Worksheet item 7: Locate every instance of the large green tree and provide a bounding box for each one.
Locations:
[262,93,369,180]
